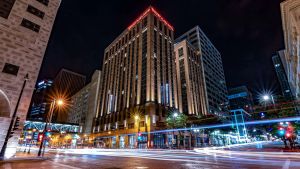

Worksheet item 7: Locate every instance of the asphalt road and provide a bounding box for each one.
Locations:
[1,142,300,169]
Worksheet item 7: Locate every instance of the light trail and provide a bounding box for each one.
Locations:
[93,116,300,137]
[138,116,300,134]
[54,148,300,168]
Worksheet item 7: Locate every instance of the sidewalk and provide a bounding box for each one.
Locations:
[0,152,50,164]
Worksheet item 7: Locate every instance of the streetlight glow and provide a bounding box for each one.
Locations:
[173,113,178,118]
[263,95,270,101]
[56,99,64,106]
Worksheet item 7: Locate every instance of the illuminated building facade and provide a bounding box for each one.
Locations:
[281,0,300,100]
[176,26,228,116]
[174,40,207,115]
[95,7,178,148]
[0,0,60,157]
[28,79,53,121]
[227,86,254,113]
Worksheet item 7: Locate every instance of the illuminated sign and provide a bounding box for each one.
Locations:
[38,81,45,86]
[128,7,174,31]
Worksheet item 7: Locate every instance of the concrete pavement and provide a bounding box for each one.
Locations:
[1,141,300,169]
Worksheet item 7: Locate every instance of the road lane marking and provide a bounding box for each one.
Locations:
[49,160,81,169]
[282,159,290,169]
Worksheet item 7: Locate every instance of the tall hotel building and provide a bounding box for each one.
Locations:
[176,26,228,116]
[95,7,178,148]
[0,0,60,157]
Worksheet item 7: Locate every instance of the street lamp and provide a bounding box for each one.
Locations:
[37,99,64,157]
[172,112,178,149]
[135,115,140,148]
[57,99,64,106]
[262,94,275,105]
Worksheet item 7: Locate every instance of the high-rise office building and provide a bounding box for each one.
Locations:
[174,39,208,116]
[28,79,53,121]
[272,50,294,101]
[68,70,101,134]
[0,0,60,157]
[95,6,178,148]
[176,26,228,116]
[52,68,86,122]
[52,68,86,97]
[281,0,300,100]
[228,86,254,113]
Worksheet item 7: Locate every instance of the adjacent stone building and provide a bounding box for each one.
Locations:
[174,39,207,116]
[176,26,228,116]
[0,0,60,157]
[68,70,101,134]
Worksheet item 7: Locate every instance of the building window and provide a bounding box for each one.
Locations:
[154,16,157,26]
[36,0,49,6]
[0,0,16,19]
[21,18,40,32]
[178,47,183,57]
[2,63,19,76]
[27,5,45,19]
[142,17,147,28]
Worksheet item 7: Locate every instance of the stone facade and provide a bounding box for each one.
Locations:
[176,26,228,116]
[281,0,300,100]
[0,0,60,158]
[174,40,207,116]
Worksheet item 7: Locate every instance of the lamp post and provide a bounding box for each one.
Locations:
[0,73,29,159]
[37,99,63,157]
[172,112,178,149]
[135,115,140,148]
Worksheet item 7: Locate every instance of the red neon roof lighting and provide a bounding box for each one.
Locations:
[127,7,174,31]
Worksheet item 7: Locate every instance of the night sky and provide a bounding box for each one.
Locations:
[39,0,285,97]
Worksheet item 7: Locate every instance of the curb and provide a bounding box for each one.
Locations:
[0,157,51,163]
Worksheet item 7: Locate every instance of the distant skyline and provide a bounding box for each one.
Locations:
[39,0,284,97]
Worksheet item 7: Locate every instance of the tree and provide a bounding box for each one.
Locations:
[165,109,188,129]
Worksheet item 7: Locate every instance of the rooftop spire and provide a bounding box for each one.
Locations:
[127,6,174,31]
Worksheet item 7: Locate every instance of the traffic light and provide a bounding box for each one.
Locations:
[137,133,142,141]
[38,133,43,142]
[278,129,285,136]
[260,112,265,118]
[45,132,51,137]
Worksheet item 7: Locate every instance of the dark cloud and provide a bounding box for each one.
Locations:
[39,0,285,96]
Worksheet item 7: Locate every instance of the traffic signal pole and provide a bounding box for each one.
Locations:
[0,74,29,159]
[37,100,55,157]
